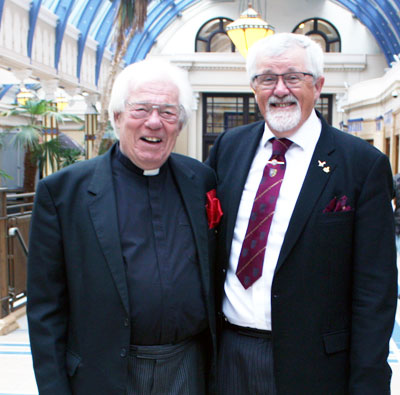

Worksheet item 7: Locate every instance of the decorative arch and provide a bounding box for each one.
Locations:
[293,18,341,52]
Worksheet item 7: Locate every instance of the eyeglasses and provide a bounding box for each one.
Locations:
[126,102,183,123]
[252,72,314,89]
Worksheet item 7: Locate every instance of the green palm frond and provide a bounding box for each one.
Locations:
[0,169,12,181]
[11,125,42,150]
[34,138,64,173]
[59,148,82,168]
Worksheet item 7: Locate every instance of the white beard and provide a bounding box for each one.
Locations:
[265,95,301,133]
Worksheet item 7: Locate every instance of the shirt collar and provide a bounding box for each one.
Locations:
[115,143,163,176]
[261,110,322,152]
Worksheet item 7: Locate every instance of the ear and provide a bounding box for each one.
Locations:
[313,76,325,102]
[114,112,122,126]
[177,122,184,134]
[249,81,258,102]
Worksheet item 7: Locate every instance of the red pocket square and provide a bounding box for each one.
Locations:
[206,189,223,229]
[323,195,352,213]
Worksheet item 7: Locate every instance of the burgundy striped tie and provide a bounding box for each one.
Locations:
[236,138,292,289]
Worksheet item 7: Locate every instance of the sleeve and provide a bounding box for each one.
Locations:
[349,153,398,394]
[27,180,72,395]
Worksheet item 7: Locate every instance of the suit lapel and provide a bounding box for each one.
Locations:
[87,148,129,314]
[275,119,337,272]
[169,155,211,297]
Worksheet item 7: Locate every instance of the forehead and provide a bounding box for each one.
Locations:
[128,80,179,104]
[256,46,308,73]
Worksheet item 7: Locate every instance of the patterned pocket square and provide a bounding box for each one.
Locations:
[323,195,352,213]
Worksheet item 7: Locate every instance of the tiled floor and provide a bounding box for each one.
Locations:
[1,309,400,394]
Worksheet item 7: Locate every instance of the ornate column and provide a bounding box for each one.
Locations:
[84,94,99,159]
[40,79,60,177]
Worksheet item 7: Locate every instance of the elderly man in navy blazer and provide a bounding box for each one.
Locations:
[27,60,219,394]
[207,33,397,394]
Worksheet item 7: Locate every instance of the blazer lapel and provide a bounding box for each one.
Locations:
[87,149,129,314]
[169,155,211,297]
[275,119,337,272]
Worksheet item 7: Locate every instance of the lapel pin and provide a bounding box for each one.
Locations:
[323,166,330,173]
[318,160,326,167]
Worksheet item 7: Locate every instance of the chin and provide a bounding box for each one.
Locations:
[266,109,301,133]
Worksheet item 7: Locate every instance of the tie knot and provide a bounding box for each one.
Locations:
[271,138,292,157]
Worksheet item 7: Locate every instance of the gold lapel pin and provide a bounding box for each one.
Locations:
[323,166,330,173]
[318,160,326,167]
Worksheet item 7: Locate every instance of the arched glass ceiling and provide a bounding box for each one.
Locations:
[4,0,400,86]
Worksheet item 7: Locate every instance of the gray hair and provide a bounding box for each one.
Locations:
[246,33,324,83]
[108,59,194,137]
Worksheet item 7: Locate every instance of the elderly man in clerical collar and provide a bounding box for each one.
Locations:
[27,59,219,395]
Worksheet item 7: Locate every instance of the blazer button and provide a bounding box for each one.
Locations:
[120,348,127,358]
[124,318,129,327]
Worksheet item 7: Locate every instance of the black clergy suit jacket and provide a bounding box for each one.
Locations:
[27,145,217,395]
[207,112,397,394]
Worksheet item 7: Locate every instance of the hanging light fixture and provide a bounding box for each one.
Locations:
[16,85,34,105]
[226,3,274,58]
[55,91,69,112]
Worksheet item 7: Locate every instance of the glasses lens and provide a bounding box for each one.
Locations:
[158,105,180,121]
[257,74,277,88]
[128,103,180,122]
[283,73,302,86]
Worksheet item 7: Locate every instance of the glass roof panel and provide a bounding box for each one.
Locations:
[89,1,113,37]
[42,0,59,12]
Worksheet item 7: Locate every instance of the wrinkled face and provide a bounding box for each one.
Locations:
[115,81,182,170]
[251,47,324,138]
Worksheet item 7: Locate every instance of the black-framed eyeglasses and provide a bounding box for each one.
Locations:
[252,72,314,89]
[126,102,183,123]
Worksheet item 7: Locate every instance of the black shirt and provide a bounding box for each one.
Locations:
[112,145,207,345]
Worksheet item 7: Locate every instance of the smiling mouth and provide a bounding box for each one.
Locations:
[271,102,295,108]
[141,137,162,143]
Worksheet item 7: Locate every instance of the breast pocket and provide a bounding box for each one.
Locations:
[312,211,355,277]
[66,349,81,377]
[315,210,355,245]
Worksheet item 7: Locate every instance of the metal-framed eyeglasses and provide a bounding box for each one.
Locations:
[126,102,183,123]
[252,72,314,89]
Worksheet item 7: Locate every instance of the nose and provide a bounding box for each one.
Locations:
[273,76,290,97]
[144,108,162,128]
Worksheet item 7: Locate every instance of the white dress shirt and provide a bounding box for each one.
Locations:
[223,110,322,330]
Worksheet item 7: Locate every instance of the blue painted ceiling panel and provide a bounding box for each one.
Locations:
[374,0,400,39]
[75,0,105,80]
[0,0,5,30]
[94,1,119,85]
[126,0,200,63]
[124,0,175,63]
[28,0,43,59]
[54,0,75,70]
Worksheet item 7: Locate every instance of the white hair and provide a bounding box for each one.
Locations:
[246,33,324,83]
[108,59,194,137]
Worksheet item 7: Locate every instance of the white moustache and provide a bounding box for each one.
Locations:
[268,95,299,106]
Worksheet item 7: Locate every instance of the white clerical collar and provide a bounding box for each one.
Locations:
[143,168,160,176]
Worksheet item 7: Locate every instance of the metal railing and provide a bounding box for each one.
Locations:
[0,189,34,318]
